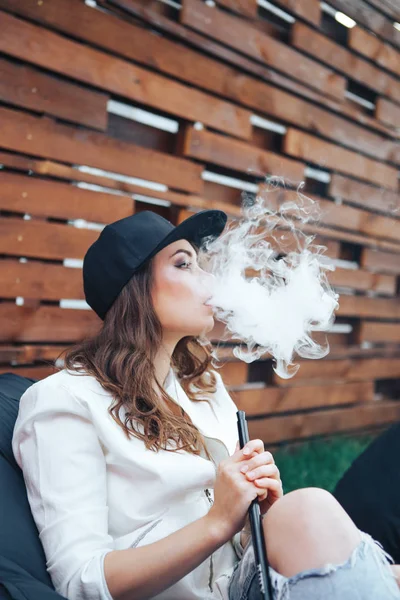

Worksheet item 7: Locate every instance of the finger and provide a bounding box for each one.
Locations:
[231,439,264,463]
[240,451,275,473]
[254,478,283,494]
[243,439,264,457]
[244,464,279,482]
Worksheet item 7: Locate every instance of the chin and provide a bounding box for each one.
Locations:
[201,316,215,335]
[186,316,214,338]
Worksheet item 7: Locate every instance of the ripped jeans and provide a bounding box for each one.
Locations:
[228,531,400,600]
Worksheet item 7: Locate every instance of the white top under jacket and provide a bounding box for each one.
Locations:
[12,366,244,600]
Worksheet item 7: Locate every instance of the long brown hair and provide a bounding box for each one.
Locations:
[60,257,217,456]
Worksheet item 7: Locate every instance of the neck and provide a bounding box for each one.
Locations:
[153,336,179,389]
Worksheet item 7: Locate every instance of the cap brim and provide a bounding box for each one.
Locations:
[148,209,227,260]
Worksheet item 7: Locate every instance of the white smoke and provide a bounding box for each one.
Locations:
[199,178,339,379]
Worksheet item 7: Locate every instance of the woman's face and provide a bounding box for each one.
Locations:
[151,239,215,338]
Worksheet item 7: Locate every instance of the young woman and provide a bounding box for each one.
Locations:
[12,210,400,600]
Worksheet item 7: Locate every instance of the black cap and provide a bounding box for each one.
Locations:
[83,209,227,320]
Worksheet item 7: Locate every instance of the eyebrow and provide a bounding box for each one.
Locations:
[170,249,196,259]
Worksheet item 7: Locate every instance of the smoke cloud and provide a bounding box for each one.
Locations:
[199,179,340,379]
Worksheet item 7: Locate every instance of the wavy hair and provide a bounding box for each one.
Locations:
[59,257,217,457]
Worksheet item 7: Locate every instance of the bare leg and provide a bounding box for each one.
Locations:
[263,487,361,578]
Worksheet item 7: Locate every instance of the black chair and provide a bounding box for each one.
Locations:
[0,373,66,600]
[334,423,400,564]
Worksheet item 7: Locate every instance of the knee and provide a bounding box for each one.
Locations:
[265,487,338,530]
[263,487,361,576]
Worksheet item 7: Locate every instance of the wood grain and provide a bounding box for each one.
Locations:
[184,126,304,184]
[272,357,400,385]
[232,380,374,415]
[248,401,400,444]
[329,175,400,216]
[284,129,399,190]
[359,322,400,344]
[0,106,203,193]
[0,259,84,300]
[0,57,108,130]
[0,304,99,342]
[349,27,400,79]
[0,218,98,260]
[0,171,134,222]
[181,0,345,100]
[292,21,400,104]
[0,8,252,140]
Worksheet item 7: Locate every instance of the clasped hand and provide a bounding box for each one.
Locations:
[236,438,283,515]
[208,438,283,542]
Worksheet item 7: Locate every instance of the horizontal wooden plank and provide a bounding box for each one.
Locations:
[315,198,400,242]
[311,331,349,348]
[376,98,400,130]
[181,0,345,100]
[248,401,400,444]
[349,27,400,79]
[0,57,109,130]
[325,345,400,361]
[0,259,84,300]
[266,188,400,243]
[231,381,374,415]
[0,171,134,222]
[329,175,400,216]
[338,295,400,321]
[0,218,98,260]
[0,304,99,342]
[0,364,57,379]
[183,126,304,184]
[299,220,400,255]
[327,0,400,50]
[292,22,400,104]
[328,268,396,296]
[361,248,400,275]
[0,344,67,364]
[219,361,248,386]
[0,106,202,193]
[364,0,400,22]
[0,8,252,141]
[217,0,257,17]
[359,322,400,344]
[273,0,320,25]
[273,357,400,385]
[284,129,399,190]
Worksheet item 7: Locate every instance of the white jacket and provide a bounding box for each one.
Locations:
[12,367,243,600]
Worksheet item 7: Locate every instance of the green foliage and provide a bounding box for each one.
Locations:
[274,435,375,494]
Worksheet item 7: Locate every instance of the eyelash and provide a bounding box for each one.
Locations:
[176,260,192,269]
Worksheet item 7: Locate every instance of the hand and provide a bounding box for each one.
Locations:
[239,442,283,515]
[206,439,282,542]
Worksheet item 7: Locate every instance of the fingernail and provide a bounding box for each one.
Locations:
[240,465,249,473]
[243,447,250,455]
[247,471,255,480]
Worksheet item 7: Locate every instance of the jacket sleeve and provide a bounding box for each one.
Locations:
[12,382,114,600]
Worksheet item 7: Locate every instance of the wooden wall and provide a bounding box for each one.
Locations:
[0,0,399,445]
